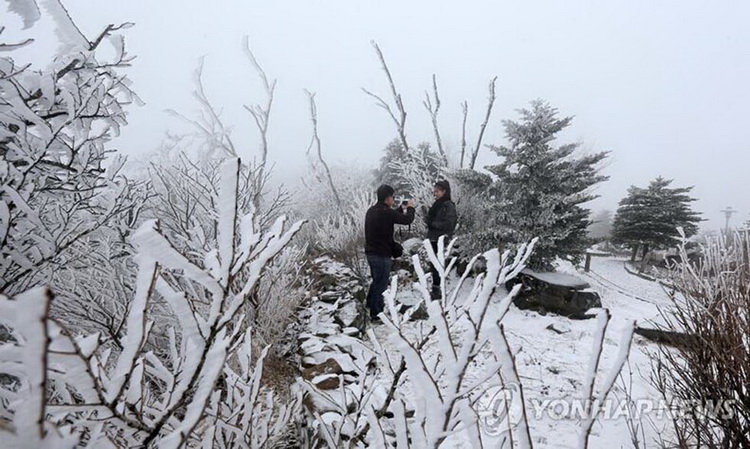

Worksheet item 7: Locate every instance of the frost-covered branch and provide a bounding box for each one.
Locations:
[311,237,537,448]
[0,10,146,295]
[468,77,497,170]
[305,90,342,208]
[1,159,305,447]
[242,37,276,209]
[363,41,410,153]
[423,74,447,165]
[459,100,469,168]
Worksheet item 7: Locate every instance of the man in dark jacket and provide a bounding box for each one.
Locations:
[365,185,415,323]
[425,179,458,299]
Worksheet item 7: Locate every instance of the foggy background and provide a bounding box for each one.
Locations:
[5,0,749,230]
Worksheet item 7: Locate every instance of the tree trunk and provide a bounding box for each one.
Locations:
[630,245,639,262]
[638,244,650,273]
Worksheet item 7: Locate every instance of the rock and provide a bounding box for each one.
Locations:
[634,326,697,349]
[334,299,359,327]
[299,337,331,355]
[312,373,341,390]
[301,358,344,382]
[342,326,361,336]
[312,323,341,338]
[318,274,338,289]
[301,351,339,368]
[319,291,340,304]
[506,269,601,319]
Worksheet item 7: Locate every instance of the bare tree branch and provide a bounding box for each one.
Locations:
[459,100,468,168]
[469,77,497,170]
[305,90,342,208]
[423,74,447,165]
[0,26,34,52]
[366,41,409,153]
[242,36,276,209]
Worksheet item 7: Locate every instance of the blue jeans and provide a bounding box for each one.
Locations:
[366,255,392,319]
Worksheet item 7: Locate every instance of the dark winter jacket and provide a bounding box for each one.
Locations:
[365,202,416,257]
[426,198,458,242]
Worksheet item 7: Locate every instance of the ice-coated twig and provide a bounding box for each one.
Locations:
[578,319,636,449]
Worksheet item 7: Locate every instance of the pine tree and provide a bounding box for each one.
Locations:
[486,100,609,269]
[612,177,702,261]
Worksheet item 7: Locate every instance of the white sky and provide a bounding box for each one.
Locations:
[4,0,750,230]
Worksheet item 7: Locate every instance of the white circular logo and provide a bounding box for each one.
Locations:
[476,383,523,436]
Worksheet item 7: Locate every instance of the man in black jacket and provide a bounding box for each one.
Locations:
[365,185,415,323]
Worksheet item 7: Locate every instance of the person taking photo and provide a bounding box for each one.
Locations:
[364,185,415,323]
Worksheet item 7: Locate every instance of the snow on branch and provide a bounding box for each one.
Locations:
[308,237,538,448]
[0,158,304,447]
[363,41,410,154]
[0,9,146,296]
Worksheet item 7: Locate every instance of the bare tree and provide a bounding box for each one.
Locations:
[242,36,277,209]
[459,100,469,168]
[305,91,342,207]
[167,60,239,159]
[363,41,410,153]
[423,74,447,165]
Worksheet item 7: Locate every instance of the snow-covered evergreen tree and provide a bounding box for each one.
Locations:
[611,176,702,261]
[485,100,609,270]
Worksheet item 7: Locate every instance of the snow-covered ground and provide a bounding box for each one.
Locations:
[371,256,677,448]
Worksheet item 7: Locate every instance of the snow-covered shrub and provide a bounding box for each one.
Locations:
[303,236,636,448]
[651,229,750,447]
[295,165,375,280]
[0,159,304,447]
[450,168,511,259]
[300,237,537,447]
[254,244,310,350]
[49,235,136,345]
[373,139,445,208]
[0,12,147,295]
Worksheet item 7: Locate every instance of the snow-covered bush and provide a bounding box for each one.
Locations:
[302,236,636,448]
[49,235,136,345]
[373,139,446,208]
[651,229,750,447]
[295,165,375,280]
[0,10,147,295]
[0,159,304,447]
[450,168,510,258]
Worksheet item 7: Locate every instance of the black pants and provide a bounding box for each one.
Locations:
[366,254,392,318]
[430,241,440,287]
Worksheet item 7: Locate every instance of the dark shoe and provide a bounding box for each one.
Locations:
[369,316,383,325]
